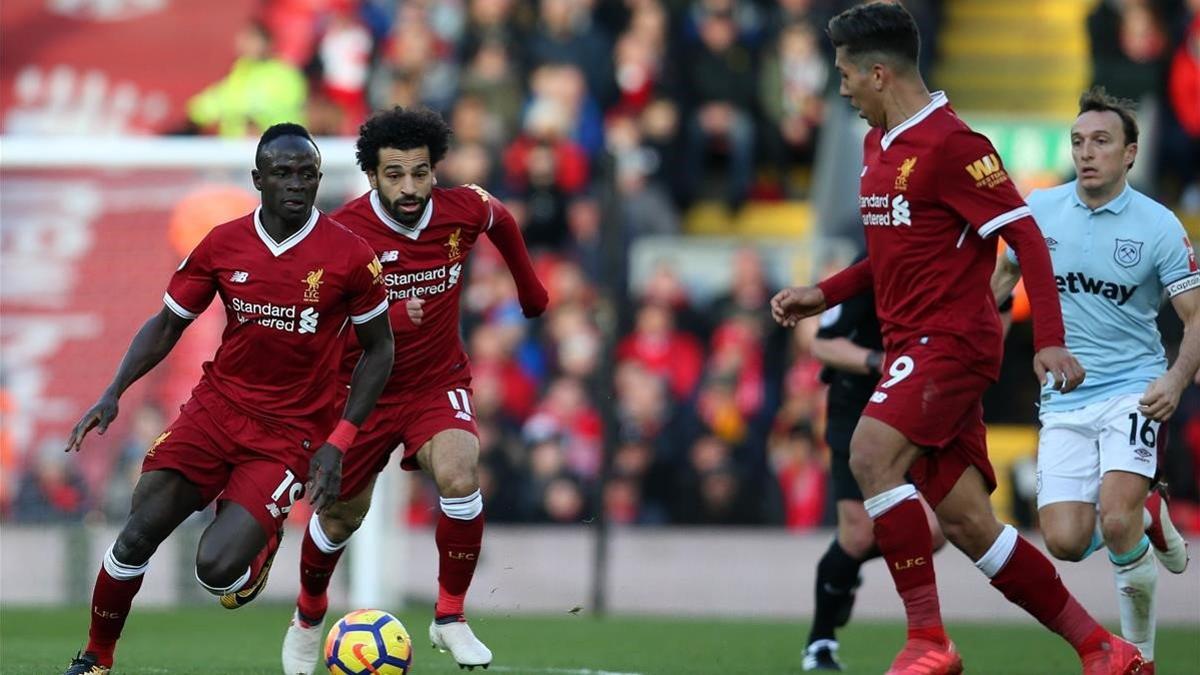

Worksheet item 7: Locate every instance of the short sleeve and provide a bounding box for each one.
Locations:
[1156,215,1200,297]
[938,129,1031,238]
[816,292,871,340]
[345,241,389,324]
[164,233,217,319]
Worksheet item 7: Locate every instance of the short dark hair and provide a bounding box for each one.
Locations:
[256,123,317,165]
[827,2,920,70]
[356,106,453,173]
[1078,86,1139,146]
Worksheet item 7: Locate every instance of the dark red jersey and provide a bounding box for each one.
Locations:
[165,207,387,423]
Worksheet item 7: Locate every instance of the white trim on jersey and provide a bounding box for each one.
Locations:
[977,205,1031,239]
[163,292,199,320]
[485,200,495,231]
[253,206,319,257]
[370,190,435,240]
[1166,273,1200,297]
[881,91,948,150]
[447,388,473,417]
[350,297,389,324]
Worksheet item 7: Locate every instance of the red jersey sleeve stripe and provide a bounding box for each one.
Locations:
[978,205,1032,238]
[163,292,200,320]
[350,297,389,324]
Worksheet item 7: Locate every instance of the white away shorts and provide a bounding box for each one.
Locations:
[1036,393,1162,509]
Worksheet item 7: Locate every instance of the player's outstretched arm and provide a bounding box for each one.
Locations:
[486,206,549,318]
[66,307,192,452]
[1140,288,1200,421]
[308,311,394,512]
[999,217,1085,393]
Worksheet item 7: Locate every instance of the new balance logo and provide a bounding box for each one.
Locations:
[447,388,473,421]
[1055,272,1136,306]
[230,271,249,283]
[891,195,911,227]
[379,250,399,263]
[298,307,320,334]
[870,391,888,403]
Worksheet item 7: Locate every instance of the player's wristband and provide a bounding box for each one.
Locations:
[325,419,358,453]
[865,350,884,374]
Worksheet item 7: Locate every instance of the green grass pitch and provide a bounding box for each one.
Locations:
[1,605,1196,674]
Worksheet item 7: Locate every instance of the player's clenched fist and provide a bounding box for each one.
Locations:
[771,286,827,328]
[1033,346,1086,394]
[406,298,425,326]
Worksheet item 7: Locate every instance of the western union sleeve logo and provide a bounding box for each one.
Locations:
[965,153,1009,188]
[368,257,384,284]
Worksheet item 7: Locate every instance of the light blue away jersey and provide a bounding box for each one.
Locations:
[1008,181,1200,413]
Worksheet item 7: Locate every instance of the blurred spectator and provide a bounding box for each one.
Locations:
[670,435,759,525]
[309,2,375,133]
[769,420,827,530]
[376,16,460,113]
[99,404,167,522]
[523,376,603,479]
[1161,12,1200,210]
[617,302,705,401]
[185,22,307,137]
[759,21,828,192]
[607,114,681,238]
[526,0,617,108]
[12,440,89,523]
[459,38,525,136]
[1089,0,1171,101]
[679,2,759,211]
[502,97,590,248]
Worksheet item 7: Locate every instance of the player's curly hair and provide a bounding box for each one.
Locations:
[356,106,453,173]
[827,2,920,70]
[256,123,317,166]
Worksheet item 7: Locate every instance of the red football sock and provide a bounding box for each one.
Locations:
[297,522,344,625]
[874,497,946,645]
[989,536,1107,657]
[435,512,484,618]
[85,566,145,667]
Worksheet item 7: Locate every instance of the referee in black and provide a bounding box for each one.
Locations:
[802,252,986,671]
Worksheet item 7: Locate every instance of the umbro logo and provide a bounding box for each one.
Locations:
[230,271,249,283]
[379,250,399,263]
[1044,237,1058,250]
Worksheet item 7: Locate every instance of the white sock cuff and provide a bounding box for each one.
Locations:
[974,524,1019,578]
[308,514,349,554]
[196,566,250,595]
[863,484,918,519]
[440,490,483,520]
[103,544,148,581]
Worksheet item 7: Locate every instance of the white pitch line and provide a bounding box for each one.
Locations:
[482,662,648,667]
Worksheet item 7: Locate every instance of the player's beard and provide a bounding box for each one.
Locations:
[388,194,427,227]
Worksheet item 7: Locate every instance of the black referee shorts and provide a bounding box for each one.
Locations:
[826,420,863,502]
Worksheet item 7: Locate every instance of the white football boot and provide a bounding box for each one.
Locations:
[281,609,324,675]
[430,619,493,670]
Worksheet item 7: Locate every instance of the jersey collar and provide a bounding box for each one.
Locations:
[370,190,434,240]
[1070,180,1132,215]
[881,91,949,150]
[254,205,319,257]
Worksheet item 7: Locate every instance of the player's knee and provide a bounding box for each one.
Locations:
[437,468,479,500]
[840,525,876,559]
[938,508,995,553]
[1043,534,1087,562]
[319,507,366,544]
[1099,507,1139,547]
[113,524,161,566]
[847,450,879,492]
[194,546,248,591]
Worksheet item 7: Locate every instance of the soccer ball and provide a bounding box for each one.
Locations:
[324,609,413,675]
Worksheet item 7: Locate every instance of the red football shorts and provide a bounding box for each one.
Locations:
[141,382,317,536]
[861,337,997,507]
[338,377,479,500]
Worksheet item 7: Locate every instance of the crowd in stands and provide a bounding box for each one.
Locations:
[4,0,1199,534]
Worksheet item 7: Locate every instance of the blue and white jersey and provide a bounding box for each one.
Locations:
[1009,181,1200,413]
